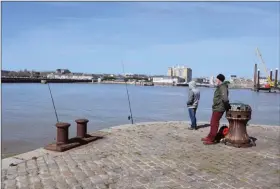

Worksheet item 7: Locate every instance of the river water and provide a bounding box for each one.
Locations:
[2,83,280,155]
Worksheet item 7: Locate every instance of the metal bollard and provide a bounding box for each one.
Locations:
[56,122,71,145]
[224,103,253,148]
[75,119,89,138]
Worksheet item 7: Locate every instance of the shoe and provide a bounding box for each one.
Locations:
[201,137,210,141]
[203,141,217,145]
[188,127,194,130]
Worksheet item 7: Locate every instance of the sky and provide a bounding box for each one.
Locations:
[2,2,280,78]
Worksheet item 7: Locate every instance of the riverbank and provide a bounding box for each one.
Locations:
[1,77,94,83]
[2,121,280,189]
[2,77,258,89]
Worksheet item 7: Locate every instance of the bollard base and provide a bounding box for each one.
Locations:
[44,142,81,152]
[222,138,256,148]
[44,132,106,152]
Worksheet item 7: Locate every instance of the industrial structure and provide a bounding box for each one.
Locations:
[167,65,192,83]
[254,48,279,92]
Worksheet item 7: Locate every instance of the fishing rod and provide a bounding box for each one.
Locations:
[122,62,134,124]
[47,83,59,123]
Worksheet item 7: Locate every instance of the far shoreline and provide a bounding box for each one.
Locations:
[1,80,257,90]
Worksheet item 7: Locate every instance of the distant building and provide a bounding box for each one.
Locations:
[40,71,54,78]
[124,73,134,77]
[30,71,40,78]
[167,67,173,77]
[202,77,210,84]
[167,65,192,82]
[47,73,93,80]
[193,78,204,83]
[209,76,215,85]
[230,75,237,82]
[192,77,210,84]
[56,69,71,74]
[152,76,185,85]
[1,70,10,77]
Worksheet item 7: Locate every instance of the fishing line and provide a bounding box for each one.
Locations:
[122,62,134,124]
[47,83,59,123]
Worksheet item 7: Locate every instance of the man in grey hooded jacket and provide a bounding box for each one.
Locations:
[187,81,200,130]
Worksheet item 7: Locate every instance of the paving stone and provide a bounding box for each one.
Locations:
[55,182,69,189]
[5,187,17,189]
[1,122,280,189]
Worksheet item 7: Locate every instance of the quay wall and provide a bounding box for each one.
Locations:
[1,78,93,83]
[1,77,263,90]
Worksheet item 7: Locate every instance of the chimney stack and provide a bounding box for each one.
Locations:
[254,64,257,89]
[270,69,273,81]
[275,68,278,88]
[257,69,260,89]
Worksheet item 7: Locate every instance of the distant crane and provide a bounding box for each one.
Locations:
[255,47,274,87]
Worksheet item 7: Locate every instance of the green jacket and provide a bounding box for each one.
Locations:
[212,82,229,112]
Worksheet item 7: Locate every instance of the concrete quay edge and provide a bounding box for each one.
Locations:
[2,121,279,170]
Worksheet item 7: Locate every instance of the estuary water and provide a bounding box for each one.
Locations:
[2,83,280,155]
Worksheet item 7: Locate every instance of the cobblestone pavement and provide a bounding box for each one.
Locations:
[2,121,280,189]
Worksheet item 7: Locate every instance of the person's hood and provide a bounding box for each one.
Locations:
[189,81,197,89]
[217,81,228,88]
[221,81,229,87]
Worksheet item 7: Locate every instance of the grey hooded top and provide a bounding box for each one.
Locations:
[187,81,200,108]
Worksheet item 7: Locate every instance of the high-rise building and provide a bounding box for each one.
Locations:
[167,65,192,82]
[209,76,215,85]
[167,67,173,77]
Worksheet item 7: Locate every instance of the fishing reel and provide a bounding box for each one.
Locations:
[128,116,131,120]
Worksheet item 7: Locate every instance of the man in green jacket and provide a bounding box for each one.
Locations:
[201,74,231,145]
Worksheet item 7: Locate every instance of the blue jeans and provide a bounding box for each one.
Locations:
[188,108,197,128]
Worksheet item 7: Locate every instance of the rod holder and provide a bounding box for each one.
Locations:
[75,119,89,138]
[56,122,71,145]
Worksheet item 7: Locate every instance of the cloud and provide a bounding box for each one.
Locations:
[2,2,279,76]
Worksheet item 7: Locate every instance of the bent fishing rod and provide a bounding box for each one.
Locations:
[122,62,134,124]
[47,83,59,123]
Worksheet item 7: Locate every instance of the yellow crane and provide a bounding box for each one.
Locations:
[255,47,274,87]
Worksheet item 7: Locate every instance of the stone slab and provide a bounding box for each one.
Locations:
[2,121,280,189]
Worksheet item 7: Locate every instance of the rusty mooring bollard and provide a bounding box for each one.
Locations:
[75,119,89,138]
[56,122,71,145]
[224,103,254,148]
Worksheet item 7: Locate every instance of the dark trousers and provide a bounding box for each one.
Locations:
[207,111,224,141]
[188,108,197,128]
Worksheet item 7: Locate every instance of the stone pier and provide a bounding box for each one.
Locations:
[1,121,280,189]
